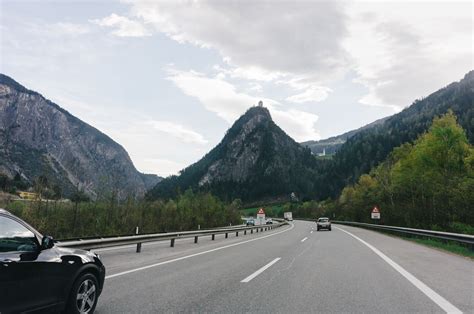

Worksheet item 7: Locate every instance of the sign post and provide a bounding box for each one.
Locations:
[371,206,380,220]
[256,208,266,226]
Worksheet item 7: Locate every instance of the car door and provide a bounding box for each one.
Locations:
[0,214,44,313]
[0,215,65,313]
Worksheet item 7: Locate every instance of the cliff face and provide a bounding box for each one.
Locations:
[0,74,161,198]
[148,106,320,202]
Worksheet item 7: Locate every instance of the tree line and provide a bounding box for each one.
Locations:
[327,111,473,234]
[1,189,241,239]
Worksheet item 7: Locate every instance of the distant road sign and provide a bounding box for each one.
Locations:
[371,206,380,219]
[256,208,266,225]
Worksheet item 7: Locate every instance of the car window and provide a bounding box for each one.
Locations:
[0,216,38,253]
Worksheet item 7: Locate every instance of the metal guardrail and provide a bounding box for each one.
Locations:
[56,224,248,242]
[332,221,474,246]
[296,218,474,247]
[56,220,287,252]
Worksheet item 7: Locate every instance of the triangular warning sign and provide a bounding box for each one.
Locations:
[372,206,380,213]
[257,208,265,215]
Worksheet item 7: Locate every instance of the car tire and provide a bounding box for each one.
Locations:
[329,227,332,231]
[66,272,99,314]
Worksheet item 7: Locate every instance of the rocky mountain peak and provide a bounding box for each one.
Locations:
[0,74,161,199]
[147,103,318,202]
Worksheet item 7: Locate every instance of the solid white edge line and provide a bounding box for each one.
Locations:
[301,237,308,242]
[240,258,281,283]
[335,227,462,314]
[105,223,294,280]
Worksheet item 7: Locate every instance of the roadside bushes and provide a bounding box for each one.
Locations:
[2,190,241,239]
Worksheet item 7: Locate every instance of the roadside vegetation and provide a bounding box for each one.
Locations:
[269,112,474,236]
[407,237,474,259]
[333,111,474,234]
[0,189,241,239]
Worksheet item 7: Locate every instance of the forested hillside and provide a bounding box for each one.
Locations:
[335,112,474,232]
[301,116,387,155]
[319,71,474,198]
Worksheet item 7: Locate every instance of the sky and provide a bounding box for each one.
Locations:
[0,0,472,177]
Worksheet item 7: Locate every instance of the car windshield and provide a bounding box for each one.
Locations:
[318,218,329,222]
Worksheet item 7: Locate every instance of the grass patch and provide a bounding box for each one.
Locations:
[406,237,474,259]
[342,224,474,259]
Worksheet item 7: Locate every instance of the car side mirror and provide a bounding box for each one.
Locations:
[41,235,55,250]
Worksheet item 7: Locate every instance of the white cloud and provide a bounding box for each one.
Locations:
[128,0,347,75]
[344,1,473,109]
[123,0,346,100]
[49,22,91,36]
[91,13,151,37]
[147,120,208,145]
[166,68,253,123]
[166,67,320,141]
[271,109,320,141]
[122,0,472,109]
[286,86,332,103]
[142,159,186,177]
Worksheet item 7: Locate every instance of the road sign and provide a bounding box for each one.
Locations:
[256,208,266,225]
[371,206,380,219]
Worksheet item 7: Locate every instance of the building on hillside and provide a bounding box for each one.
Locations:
[18,191,39,200]
[317,148,326,157]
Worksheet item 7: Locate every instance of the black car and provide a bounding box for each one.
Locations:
[0,209,106,313]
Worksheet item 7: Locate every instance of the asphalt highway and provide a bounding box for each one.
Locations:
[93,221,473,313]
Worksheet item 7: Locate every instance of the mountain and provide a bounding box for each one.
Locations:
[301,116,388,155]
[147,106,323,202]
[0,74,161,199]
[320,70,474,198]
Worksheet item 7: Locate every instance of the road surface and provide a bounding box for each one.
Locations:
[93,221,474,313]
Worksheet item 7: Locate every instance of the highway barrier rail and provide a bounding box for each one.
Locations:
[297,218,474,249]
[56,220,288,252]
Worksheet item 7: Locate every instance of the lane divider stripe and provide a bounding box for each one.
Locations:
[105,223,295,280]
[241,258,281,283]
[301,237,308,242]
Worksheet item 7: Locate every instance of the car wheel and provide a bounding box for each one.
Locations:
[329,227,332,231]
[66,273,99,314]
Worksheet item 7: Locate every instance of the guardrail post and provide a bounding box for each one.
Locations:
[225,233,228,238]
[170,238,175,247]
[251,228,253,234]
[194,236,198,243]
[212,234,215,240]
[135,226,142,253]
[244,230,247,235]
[236,231,239,237]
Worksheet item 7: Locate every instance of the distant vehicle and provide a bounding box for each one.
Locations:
[316,217,331,231]
[0,209,106,314]
[284,212,293,221]
[246,218,255,226]
[266,218,273,225]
